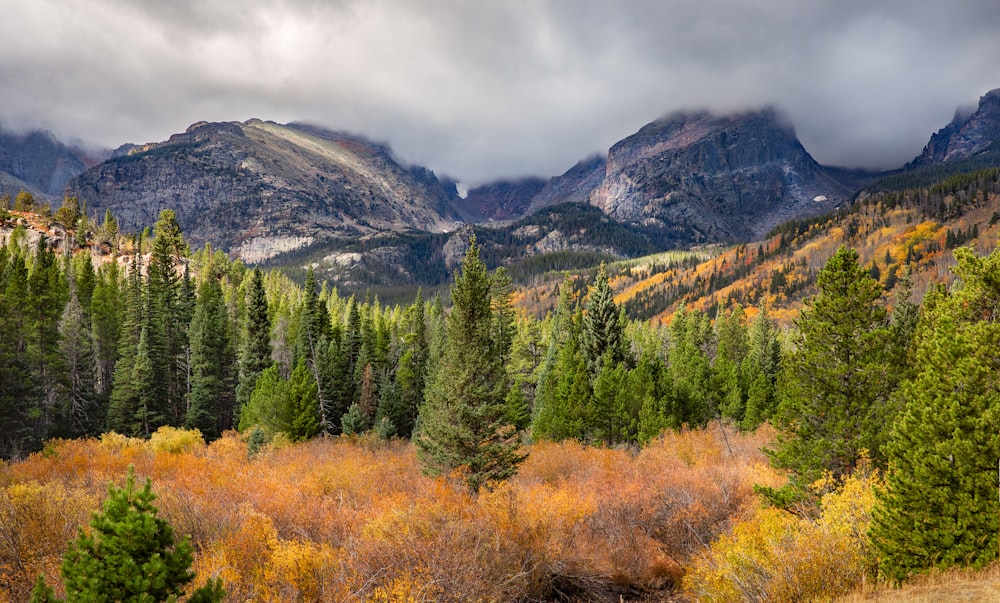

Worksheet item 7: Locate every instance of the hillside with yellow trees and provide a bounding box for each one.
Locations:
[513,167,1000,326]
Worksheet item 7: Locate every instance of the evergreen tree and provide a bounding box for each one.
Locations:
[0,250,38,456]
[286,358,321,442]
[58,292,100,437]
[91,262,123,401]
[393,291,428,437]
[27,236,69,438]
[415,238,525,493]
[237,364,288,436]
[871,246,1000,581]
[296,267,334,432]
[740,303,782,429]
[30,466,224,602]
[186,272,234,440]
[769,246,899,491]
[581,263,628,375]
[235,268,272,421]
[146,210,189,427]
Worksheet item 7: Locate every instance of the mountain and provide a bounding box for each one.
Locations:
[513,166,1000,324]
[455,177,546,222]
[67,120,463,262]
[458,110,871,248]
[0,126,99,199]
[909,89,1000,167]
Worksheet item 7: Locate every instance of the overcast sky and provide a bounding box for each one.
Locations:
[1,0,998,184]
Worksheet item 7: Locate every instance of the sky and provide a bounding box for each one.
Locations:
[0,0,998,185]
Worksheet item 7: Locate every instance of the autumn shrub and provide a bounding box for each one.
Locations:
[0,481,98,602]
[147,425,206,454]
[0,424,780,602]
[684,466,880,602]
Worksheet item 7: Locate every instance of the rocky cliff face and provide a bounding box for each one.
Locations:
[0,126,97,199]
[589,109,855,241]
[909,89,1000,167]
[67,120,463,261]
[460,110,861,245]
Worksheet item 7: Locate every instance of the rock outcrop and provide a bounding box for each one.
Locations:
[588,109,857,242]
[908,89,1000,167]
[67,120,463,260]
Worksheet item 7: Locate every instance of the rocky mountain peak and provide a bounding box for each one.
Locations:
[590,107,852,241]
[67,120,462,262]
[909,88,1000,167]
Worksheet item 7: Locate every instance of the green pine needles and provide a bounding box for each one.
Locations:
[31,466,223,602]
[871,245,1000,581]
[415,237,526,494]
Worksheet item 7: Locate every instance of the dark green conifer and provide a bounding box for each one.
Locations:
[30,466,224,602]
[415,238,525,493]
[871,246,1000,581]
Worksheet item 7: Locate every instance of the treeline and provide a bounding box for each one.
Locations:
[0,203,790,459]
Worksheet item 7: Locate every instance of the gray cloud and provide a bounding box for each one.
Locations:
[1,0,998,184]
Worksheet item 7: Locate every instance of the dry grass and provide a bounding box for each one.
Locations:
[836,564,1000,603]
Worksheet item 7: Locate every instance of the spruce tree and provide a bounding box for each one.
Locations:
[30,466,224,602]
[146,210,189,427]
[235,267,272,421]
[740,303,782,429]
[415,238,525,493]
[581,262,628,375]
[58,292,100,437]
[769,246,898,490]
[0,249,38,456]
[871,246,1000,581]
[186,272,234,440]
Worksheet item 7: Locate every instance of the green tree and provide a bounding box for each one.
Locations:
[30,466,223,602]
[58,291,100,437]
[235,268,272,422]
[186,271,234,440]
[769,246,899,492]
[286,357,321,442]
[146,210,190,427]
[740,303,782,429]
[415,238,525,493]
[871,246,1000,581]
[581,263,628,375]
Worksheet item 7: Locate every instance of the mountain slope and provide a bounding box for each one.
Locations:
[909,88,1000,167]
[67,120,463,261]
[510,167,1000,324]
[0,126,97,199]
[464,110,872,248]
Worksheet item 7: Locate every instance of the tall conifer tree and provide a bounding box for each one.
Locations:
[871,246,1000,580]
[416,238,525,493]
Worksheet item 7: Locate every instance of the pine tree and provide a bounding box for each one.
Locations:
[30,466,224,602]
[186,272,234,440]
[740,303,782,429]
[415,238,526,493]
[871,246,1000,581]
[27,236,69,438]
[581,263,628,375]
[146,210,189,427]
[0,249,38,456]
[58,292,100,437]
[393,291,428,437]
[769,246,899,491]
[286,358,321,442]
[235,268,272,422]
[237,364,288,436]
[91,262,123,401]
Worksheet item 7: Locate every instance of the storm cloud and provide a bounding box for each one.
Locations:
[1,0,998,184]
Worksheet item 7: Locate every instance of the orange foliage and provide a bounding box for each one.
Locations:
[0,425,780,602]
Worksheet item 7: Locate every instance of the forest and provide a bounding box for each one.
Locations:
[2,180,1000,601]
